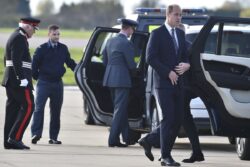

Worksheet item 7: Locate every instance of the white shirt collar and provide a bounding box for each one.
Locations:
[164,22,176,34]
[119,31,128,37]
[164,22,179,47]
[19,30,28,38]
[49,40,58,48]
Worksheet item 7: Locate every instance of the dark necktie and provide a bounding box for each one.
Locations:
[171,28,178,54]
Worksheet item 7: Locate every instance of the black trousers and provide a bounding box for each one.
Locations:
[4,86,34,146]
[147,88,202,155]
[147,88,184,158]
[182,88,202,155]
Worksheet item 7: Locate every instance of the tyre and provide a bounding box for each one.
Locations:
[83,99,95,125]
[151,102,160,131]
[150,102,160,148]
[236,137,250,160]
[228,137,236,145]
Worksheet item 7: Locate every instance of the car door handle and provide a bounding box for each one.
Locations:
[241,68,250,76]
[230,67,241,74]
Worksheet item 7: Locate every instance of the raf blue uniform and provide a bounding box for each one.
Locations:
[102,19,137,146]
[145,24,188,159]
[31,41,76,142]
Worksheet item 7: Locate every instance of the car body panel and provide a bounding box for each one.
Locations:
[75,27,149,129]
[189,16,250,137]
[76,13,210,133]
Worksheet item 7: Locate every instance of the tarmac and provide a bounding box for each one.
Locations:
[0,86,250,167]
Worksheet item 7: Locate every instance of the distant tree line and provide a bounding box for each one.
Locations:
[1,0,250,30]
[0,0,30,27]
[0,0,124,30]
[39,0,124,30]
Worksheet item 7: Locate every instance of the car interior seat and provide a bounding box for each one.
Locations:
[225,47,237,55]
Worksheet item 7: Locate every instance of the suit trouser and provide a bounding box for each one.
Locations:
[4,86,34,146]
[109,88,129,145]
[147,88,184,158]
[183,88,202,155]
[146,88,202,155]
[31,79,63,140]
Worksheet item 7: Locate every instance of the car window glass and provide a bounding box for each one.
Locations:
[202,24,219,54]
[91,32,117,63]
[148,25,160,32]
[90,31,148,68]
[130,32,149,68]
[221,23,250,58]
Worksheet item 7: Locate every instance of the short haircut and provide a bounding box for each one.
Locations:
[167,4,181,15]
[48,24,59,32]
[122,24,131,30]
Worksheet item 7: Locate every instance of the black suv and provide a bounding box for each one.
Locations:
[75,9,250,160]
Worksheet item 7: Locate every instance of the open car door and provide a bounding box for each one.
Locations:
[75,27,149,129]
[190,16,250,160]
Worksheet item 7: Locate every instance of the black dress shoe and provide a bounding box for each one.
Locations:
[138,137,154,161]
[31,135,41,144]
[7,138,30,150]
[161,157,180,166]
[109,143,128,147]
[4,142,17,149]
[48,139,62,144]
[125,140,137,145]
[182,153,204,163]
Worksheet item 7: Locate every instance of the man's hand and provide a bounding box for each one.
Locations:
[74,63,80,73]
[175,62,190,75]
[168,71,179,85]
[20,79,28,87]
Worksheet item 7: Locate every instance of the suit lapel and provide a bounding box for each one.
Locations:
[162,25,180,56]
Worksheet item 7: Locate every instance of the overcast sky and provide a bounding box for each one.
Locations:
[30,0,238,16]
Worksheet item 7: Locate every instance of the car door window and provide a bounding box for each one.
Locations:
[130,32,149,69]
[91,32,117,63]
[221,23,250,58]
[202,24,219,54]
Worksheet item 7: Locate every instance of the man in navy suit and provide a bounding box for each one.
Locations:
[102,19,138,147]
[139,5,190,166]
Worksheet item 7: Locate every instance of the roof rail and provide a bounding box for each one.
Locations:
[135,8,207,15]
[135,8,166,14]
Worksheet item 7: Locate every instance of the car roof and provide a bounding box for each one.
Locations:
[186,24,250,34]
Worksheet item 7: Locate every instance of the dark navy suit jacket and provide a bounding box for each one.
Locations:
[32,41,76,82]
[146,25,188,88]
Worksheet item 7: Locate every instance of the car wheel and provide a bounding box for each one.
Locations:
[236,137,250,160]
[84,99,95,125]
[228,137,236,145]
[151,103,159,131]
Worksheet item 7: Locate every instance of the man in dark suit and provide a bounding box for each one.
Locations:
[2,17,40,149]
[102,19,138,147]
[138,5,190,166]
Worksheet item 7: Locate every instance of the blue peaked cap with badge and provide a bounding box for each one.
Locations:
[117,18,138,27]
